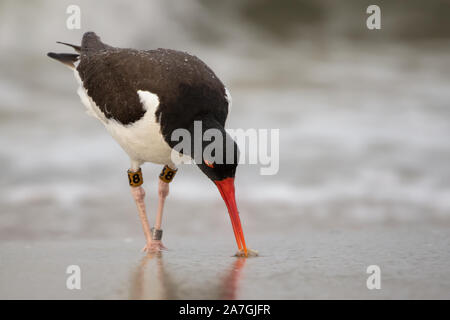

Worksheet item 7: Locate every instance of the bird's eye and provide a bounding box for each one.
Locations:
[204,160,214,168]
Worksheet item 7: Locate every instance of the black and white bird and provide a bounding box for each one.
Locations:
[48,32,255,256]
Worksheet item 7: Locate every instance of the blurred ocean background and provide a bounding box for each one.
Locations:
[1,0,450,242]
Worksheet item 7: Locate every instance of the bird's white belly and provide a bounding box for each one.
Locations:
[104,107,173,165]
[74,70,173,165]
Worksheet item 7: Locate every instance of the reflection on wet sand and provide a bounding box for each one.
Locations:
[130,252,173,299]
[130,253,247,300]
[220,257,246,300]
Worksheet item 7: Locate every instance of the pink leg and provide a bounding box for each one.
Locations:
[151,180,169,250]
[130,185,155,252]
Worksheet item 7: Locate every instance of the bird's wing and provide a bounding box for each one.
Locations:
[76,50,147,125]
[77,47,229,130]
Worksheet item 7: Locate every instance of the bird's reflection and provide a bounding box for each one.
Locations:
[130,253,247,299]
[220,257,247,300]
[130,252,176,299]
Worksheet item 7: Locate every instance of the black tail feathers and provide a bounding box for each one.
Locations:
[47,52,79,69]
[47,34,110,68]
[56,41,81,53]
[47,41,81,68]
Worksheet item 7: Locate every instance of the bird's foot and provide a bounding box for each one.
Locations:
[235,248,259,257]
[141,240,167,253]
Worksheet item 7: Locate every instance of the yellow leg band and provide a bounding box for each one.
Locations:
[128,168,144,187]
[159,165,177,183]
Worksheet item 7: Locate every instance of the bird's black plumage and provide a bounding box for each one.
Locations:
[75,32,229,147]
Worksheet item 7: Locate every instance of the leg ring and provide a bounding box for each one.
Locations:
[150,227,163,240]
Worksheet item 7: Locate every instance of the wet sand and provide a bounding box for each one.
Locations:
[1,224,449,299]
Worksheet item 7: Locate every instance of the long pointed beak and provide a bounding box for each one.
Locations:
[215,177,248,256]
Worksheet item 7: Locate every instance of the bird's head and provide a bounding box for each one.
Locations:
[196,146,239,182]
[188,116,240,182]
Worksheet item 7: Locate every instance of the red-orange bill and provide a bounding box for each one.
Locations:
[215,177,248,256]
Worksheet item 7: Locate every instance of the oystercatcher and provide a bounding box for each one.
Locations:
[48,32,255,256]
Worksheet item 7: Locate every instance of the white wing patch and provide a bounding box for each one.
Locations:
[137,90,159,111]
[225,87,232,113]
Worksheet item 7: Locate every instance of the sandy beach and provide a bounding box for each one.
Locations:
[1,223,449,300]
